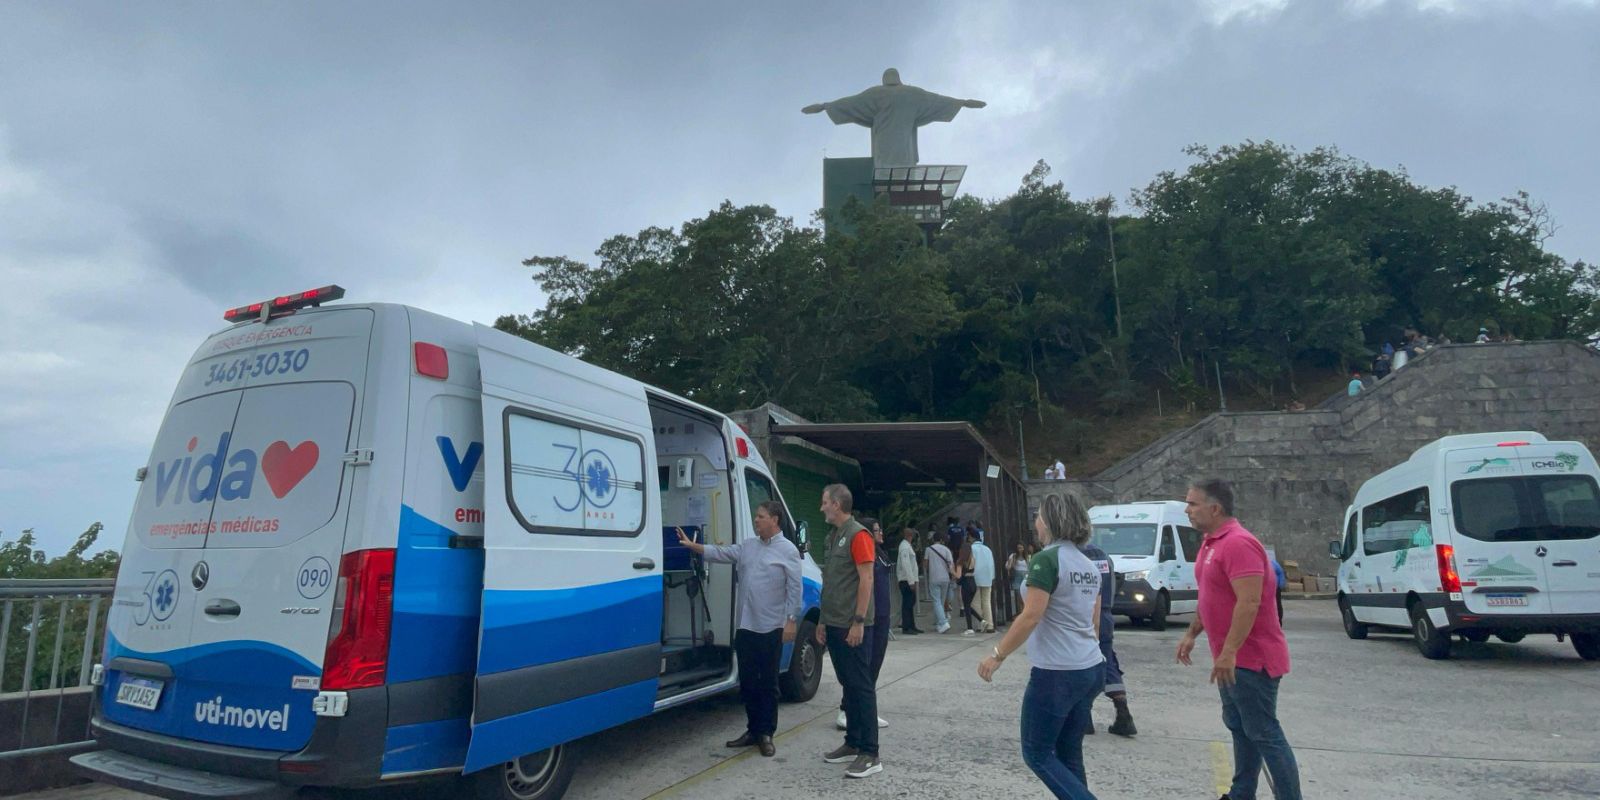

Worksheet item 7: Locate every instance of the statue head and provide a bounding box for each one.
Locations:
[881,68,902,86]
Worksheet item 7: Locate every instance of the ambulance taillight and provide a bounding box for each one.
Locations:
[322,548,395,690]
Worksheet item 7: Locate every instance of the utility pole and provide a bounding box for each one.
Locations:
[1015,407,1029,480]
[1104,199,1124,340]
[1215,359,1227,411]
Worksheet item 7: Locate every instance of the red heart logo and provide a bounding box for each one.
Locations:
[261,441,319,499]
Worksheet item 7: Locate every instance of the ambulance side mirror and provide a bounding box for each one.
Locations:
[796,521,809,553]
[1328,540,1343,560]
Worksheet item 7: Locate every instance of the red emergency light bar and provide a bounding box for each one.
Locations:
[1497,441,1531,447]
[224,285,346,322]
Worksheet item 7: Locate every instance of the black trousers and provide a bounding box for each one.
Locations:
[734,628,783,737]
[840,615,892,712]
[898,581,918,631]
[825,625,879,755]
[960,577,978,630]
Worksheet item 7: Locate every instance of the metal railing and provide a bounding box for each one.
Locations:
[0,579,114,754]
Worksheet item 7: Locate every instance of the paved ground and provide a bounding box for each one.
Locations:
[27,599,1600,800]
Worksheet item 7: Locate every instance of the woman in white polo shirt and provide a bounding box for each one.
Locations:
[978,492,1105,800]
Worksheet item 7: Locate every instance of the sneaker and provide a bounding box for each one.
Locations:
[844,753,882,778]
[877,716,888,728]
[963,629,976,637]
[823,744,860,764]
[835,710,847,730]
[936,622,950,633]
[983,625,995,633]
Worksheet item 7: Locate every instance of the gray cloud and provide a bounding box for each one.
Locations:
[0,0,1595,555]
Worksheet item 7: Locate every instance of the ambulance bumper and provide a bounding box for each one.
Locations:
[78,684,389,797]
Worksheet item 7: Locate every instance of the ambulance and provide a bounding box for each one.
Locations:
[1330,432,1600,660]
[1087,501,1202,631]
[71,287,825,800]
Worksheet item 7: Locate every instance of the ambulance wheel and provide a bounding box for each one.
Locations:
[779,621,822,702]
[1572,633,1600,661]
[1410,604,1452,660]
[475,744,576,800]
[1460,629,1490,643]
[1496,632,1525,644]
[1147,592,1170,632]
[1339,596,1368,640]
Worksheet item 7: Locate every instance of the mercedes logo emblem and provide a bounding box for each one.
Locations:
[191,561,210,590]
[1535,546,1548,558]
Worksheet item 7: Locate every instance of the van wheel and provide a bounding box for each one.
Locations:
[1573,633,1600,661]
[1339,596,1368,640]
[1496,632,1525,644]
[1460,630,1490,643]
[1128,616,1145,627]
[1147,593,1170,632]
[1410,604,1452,660]
[475,744,576,800]
[779,621,822,702]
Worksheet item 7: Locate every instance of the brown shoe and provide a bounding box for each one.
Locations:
[726,731,757,748]
[757,736,775,757]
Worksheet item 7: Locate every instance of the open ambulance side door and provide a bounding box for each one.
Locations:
[465,325,664,773]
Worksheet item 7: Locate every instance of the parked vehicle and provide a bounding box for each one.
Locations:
[1087,501,1201,631]
[72,287,824,800]
[1330,431,1600,660]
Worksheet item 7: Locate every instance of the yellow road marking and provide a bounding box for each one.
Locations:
[1209,740,1231,795]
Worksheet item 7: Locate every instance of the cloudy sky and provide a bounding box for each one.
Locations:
[2,0,1596,556]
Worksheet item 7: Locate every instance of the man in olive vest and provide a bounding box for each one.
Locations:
[815,483,882,778]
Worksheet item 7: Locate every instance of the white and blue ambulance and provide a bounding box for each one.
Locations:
[72,287,825,800]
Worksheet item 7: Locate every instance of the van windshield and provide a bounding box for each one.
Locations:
[1451,475,1600,542]
[1090,523,1158,556]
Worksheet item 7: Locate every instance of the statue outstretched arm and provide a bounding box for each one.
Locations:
[801,102,828,114]
[964,99,986,109]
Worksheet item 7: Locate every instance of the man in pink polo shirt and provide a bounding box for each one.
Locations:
[1176,479,1301,800]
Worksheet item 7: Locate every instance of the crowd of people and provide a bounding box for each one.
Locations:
[697,480,1302,799]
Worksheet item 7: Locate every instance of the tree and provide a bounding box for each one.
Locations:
[0,523,119,692]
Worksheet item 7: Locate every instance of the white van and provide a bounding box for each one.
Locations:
[72,287,825,800]
[1330,431,1600,660]
[1087,501,1202,630]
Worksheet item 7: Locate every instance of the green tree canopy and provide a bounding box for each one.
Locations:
[498,142,1598,438]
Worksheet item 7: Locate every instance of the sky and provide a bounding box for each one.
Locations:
[2,0,1597,557]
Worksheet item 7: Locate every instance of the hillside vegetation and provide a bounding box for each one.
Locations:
[497,142,1598,470]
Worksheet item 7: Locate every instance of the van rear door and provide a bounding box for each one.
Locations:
[1517,445,1600,614]
[1452,448,1561,614]
[103,309,372,751]
[465,325,663,773]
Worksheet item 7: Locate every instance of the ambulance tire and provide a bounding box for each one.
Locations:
[779,621,823,702]
[1147,592,1170,632]
[1573,633,1600,661]
[1339,596,1368,640]
[1410,604,1452,660]
[475,743,576,800]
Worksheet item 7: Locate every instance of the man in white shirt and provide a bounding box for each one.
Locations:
[971,532,996,633]
[895,528,923,634]
[923,532,955,633]
[1053,459,1067,481]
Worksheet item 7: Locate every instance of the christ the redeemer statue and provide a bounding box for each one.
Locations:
[802,68,985,167]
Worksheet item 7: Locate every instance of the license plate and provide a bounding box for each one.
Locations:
[115,676,164,710]
[1485,594,1529,607]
